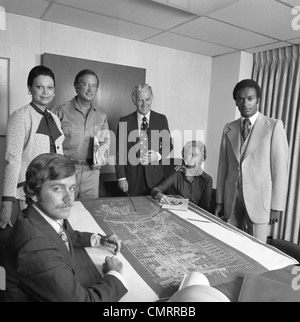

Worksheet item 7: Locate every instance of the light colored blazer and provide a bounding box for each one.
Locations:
[2,104,64,201]
[216,113,289,224]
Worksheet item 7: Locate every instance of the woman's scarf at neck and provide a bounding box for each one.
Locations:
[30,102,62,148]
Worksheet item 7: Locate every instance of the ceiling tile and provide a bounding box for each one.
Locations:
[245,41,293,53]
[44,3,162,41]
[0,0,50,18]
[150,0,241,15]
[171,17,276,49]
[146,32,236,56]
[55,0,196,30]
[209,0,299,41]
[1,0,297,57]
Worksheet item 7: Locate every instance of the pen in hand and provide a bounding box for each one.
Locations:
[100,234,121,255]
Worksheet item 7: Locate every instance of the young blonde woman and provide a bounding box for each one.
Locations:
[151,140,213,211]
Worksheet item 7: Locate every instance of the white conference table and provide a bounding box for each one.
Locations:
[68,197,298,302]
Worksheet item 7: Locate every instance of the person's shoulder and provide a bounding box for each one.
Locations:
[221,119,238,134]
[119,111,136,121]
[151,110,167,119]
[52,99,74,112]
[202,171,213,182]
[7,212,37,244]
[226,118,239,127]
[8,104,34,121]
[13,104,33,114]
[259,114,283,126]
[168,170,184,182]
[48,109,61,120]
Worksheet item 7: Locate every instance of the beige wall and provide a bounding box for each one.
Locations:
[0,13,213,198]
[42,21,212,154]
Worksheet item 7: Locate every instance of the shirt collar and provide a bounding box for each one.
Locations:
[73,96,95,112]
[30,102,47,115]
[32,204,62,234]
[241,111,259,126]
[137,110,151,123]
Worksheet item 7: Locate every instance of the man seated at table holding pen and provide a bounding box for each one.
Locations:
[151,140,213,211]
[2,153,127,302]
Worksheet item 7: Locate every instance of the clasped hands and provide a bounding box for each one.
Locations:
[156,193,182,205]
[140,150,159,165]
[100,234,124,274]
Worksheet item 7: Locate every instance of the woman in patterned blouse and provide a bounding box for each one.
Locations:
[0,65,64,230]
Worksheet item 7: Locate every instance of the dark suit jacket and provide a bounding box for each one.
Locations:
[115,110,173,194]
[2,205,128,302]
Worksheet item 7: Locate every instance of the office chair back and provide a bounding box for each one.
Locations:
[267,238,300,263]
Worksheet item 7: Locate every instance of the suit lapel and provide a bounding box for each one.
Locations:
[148,111,154,147]
[125,112,140,156]
[148,111,155,131]
[127,112,138,132]
[243,114,270,160]
[25,205,75,263]
[226,119,241,161]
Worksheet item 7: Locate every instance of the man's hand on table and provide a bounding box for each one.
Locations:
[100,234,121,255]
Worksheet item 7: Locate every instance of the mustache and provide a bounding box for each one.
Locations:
[185,164,196,168]
[56,202,73,209]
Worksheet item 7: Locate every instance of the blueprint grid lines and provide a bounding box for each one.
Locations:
[81,197,266,298]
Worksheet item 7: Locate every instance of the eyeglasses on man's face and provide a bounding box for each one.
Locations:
[78,82,98,91]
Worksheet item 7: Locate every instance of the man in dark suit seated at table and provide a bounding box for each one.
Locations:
[115,83,173,196]
[2,153,127,302]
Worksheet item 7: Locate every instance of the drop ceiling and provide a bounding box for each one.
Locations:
[0,0,299,57]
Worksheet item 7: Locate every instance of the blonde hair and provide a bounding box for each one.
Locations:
[182,140,207,162]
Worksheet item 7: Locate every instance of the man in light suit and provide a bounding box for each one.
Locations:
[115,84,173,196]
[215,79,289,243]
[2,153,127,302]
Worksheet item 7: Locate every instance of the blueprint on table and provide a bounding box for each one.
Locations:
[81,196,266,298]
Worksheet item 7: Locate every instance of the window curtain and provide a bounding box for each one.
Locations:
[252,45,300,244]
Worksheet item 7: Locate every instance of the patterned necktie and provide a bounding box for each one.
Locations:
[242,118,251,141]
[140,116,148,164]
[141,116,148,132]
[58,223,70,251]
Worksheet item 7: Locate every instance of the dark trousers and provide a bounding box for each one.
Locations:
[130,165,151,196]
[0,201,20,266]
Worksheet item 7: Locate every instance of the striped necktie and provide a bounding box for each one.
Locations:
[58,223,70,251]
[141,116,148,132]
